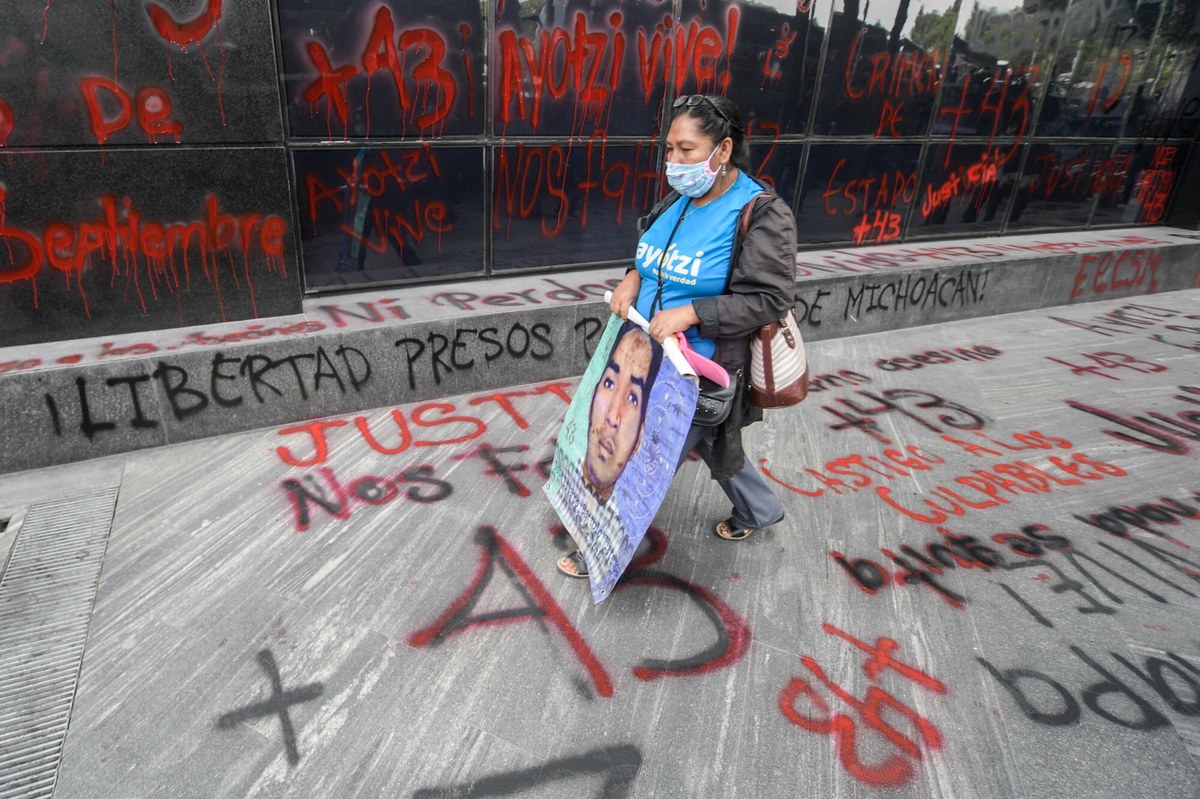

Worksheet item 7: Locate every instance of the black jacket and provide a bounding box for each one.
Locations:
[637,186,797,478]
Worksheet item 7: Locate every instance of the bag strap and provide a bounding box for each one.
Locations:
[721,191,775,294]
[637,189,682,234]
[650,198,691,317]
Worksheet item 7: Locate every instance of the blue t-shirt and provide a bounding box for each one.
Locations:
[634,172,763,358]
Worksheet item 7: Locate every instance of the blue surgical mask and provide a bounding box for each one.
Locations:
[665,147,720,198]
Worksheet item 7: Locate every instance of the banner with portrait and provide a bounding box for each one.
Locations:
[544,315,698,603]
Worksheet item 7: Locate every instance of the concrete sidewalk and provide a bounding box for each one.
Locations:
[2,287,1200,798]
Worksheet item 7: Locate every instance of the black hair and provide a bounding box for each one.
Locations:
[671,94,751,173]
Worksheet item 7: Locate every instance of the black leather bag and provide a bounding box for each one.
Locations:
[693,371,738,427]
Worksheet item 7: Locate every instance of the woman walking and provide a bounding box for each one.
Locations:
[557,93,796,578]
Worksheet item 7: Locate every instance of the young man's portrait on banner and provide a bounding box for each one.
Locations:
[544,317,696,602]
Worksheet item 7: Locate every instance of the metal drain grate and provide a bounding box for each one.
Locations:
[0,488,119,799]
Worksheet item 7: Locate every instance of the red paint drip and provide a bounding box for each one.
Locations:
[146,0,224,48]
[41,0,52,44]
[722,8,739,92]
[460,25,475,118]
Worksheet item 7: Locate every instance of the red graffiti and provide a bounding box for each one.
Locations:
[0,358,41,375]
[408,526,615,697]
[851,210,901,244]
[273,382,574,469]
[0,192,286,318]
[761,22,797,83]
[0,97,13,146]
[635,9,739,101]
[921,151,1000,220]
[1087,53,1134,116]
[939,66,1037,157]
[779,623,946,787]
[1134,166,1175,225]
[146,0,224,48]
[1047,350,1167,381]
[493,138,660,233]
[822,159,917,217]
[876,448,1127,526]
[302,147,451,248]
[1028,149,1132,203]
[762,442,944,500]
[497,11,624,130]
[80,77,183,144]
[301,7,458,136]
[844,29,942,102]
[796,234,1166,277]
[1069,249,1162,301]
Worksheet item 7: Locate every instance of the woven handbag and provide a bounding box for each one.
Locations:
[748,309,808,408]
[734,196,808,408]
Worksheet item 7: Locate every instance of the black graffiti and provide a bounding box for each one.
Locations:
[395,321,554,389]
[1049,302,1183,337]
[412,744,643,798]
[807,369,872,394]
[453,443,536,498]
[833,515,1200,619]
[1074,488,1200,541]
[795,288,832,327]
[1068,388,1200,455]
[844,268,989,321]
[574,315,606,358]
[979,646,1200,730]
[823,388,989,445]
[282,465,454,531]
[44,346,372,439]
[215,649,323,766]
[875,345,1002,372]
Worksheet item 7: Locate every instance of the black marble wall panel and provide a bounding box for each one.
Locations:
[294,146,486,290]
[0,1,282,147]
[278,0,486,140]
[490,142,662,272]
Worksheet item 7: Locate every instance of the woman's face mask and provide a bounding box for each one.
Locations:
[665,146,720,198]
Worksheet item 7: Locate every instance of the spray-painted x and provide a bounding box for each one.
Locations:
[216,649,323,766]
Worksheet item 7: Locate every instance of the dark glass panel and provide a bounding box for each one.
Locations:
[748,142,804,207]
[1007,142,1126,229]
[0,2,281,146]
[279,0,486,139]
[491,0,669,137]
[796,143,922,244]
[295,147,485,289]
[909,143,1023,237]
[491,143,662,270]
[811,0,953,137]
[1124,0,1200,140]
[686,0,829,135]
[934,0,1058,143]
[1035,0,1163,138]
[1091,141,1189,225]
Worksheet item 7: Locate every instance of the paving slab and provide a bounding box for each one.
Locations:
[1,288,1199,798]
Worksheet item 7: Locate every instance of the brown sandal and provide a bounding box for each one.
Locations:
[714,518,755,541]
[556,549,589,578]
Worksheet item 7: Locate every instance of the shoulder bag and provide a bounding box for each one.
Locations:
[737,196,809,409]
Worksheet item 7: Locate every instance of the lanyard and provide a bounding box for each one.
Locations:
[650,198,691,318]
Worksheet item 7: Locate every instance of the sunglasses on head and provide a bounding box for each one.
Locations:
[672,94,732,124]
